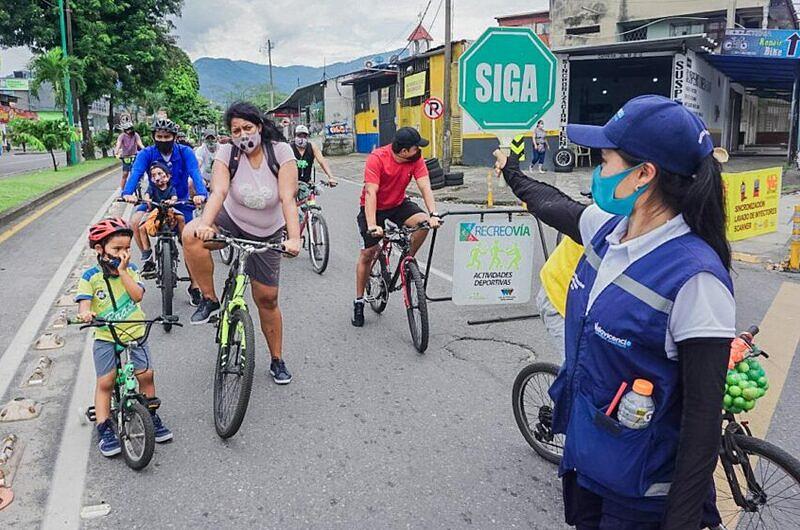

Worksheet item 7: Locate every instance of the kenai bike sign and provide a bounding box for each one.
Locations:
[452,219,535,305]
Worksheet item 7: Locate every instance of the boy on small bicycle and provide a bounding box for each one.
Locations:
[138,161,185,276]
[76,218,173,457]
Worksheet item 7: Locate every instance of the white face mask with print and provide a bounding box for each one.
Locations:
[233,133,260,154]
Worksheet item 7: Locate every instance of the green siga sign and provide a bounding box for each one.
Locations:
[458,27,556,131]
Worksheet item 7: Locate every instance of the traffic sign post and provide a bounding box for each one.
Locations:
[423,97,444,157]
[458,27,557,147]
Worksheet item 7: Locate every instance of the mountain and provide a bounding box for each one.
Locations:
[194,48,407,105]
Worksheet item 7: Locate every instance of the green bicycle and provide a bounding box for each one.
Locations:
[207,233,286,439]
[71,315,181,470]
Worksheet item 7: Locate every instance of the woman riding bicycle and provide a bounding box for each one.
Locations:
[183,101,301,384]
[495,95,734,529]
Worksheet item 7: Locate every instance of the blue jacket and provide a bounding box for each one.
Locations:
[549,216,732,514]
[123,144,208,219]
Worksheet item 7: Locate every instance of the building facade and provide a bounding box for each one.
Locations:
[549,0,799,158]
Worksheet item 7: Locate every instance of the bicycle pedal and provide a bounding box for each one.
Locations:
[85,406,96,423]
[146,397,161,410]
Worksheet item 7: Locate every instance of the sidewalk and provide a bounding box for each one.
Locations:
[325,152,799,267]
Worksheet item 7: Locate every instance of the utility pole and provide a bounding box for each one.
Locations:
[58,0,79,165]
[267,39,275,109]
[441,0,452,173]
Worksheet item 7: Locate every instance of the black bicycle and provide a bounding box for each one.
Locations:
[71,316,181,470]
[124,199,192,332]
[365,221,432,353]
[511,327,800,528]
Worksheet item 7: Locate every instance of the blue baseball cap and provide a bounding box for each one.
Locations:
[566,95,714,177]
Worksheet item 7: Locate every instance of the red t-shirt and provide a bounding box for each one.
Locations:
[360,145,429,210]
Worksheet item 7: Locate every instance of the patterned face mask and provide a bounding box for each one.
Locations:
[233,133,260,154]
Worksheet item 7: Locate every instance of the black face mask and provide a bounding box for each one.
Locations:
[98,253,121,277]
[155,139,174,155]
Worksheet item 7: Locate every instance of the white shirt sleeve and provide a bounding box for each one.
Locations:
[665,272,736,360]
[578,204,615,246]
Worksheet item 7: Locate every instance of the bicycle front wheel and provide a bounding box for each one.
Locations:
[219,244,233,266]
[120,401,155,471]
[403,260,429,353]
[512,362,564,465]
[213,307,256,439]
[308,212,330,274]
[159,241,175,332]
[716,433,800,528]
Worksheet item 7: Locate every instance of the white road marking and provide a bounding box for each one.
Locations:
[0,188,118,401]
[418,260,453,283]
[41,332,96,530]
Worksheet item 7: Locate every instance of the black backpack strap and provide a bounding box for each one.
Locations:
[228,144,241,179]
[228,142,281,179]
[264,141,281,178]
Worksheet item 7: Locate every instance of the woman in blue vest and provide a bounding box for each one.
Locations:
[495,95,734,529]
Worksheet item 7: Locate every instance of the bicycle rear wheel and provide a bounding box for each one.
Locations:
[213,307,256,439]
[120,401,155,471]
[512,362,564,465]
[308,211,330,274]
[716,433,800,528]
[403,260,429,353]
[159,241,175,332]
[366,257,388,314]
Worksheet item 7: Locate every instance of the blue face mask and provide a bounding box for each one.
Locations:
[99,254,122,275]
[591,163,648,216]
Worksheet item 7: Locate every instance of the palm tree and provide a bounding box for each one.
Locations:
[28,48,84,110]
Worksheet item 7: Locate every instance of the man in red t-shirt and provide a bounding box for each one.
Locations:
[352,127,441,327]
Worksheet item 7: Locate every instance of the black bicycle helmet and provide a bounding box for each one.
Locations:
[151,117,179,134]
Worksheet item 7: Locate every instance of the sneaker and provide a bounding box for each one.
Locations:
[97,419,121,457]
[351,300,365,327]
[150,412,173,443]
[191,298,220,325]
[188,287,202,307]
[141,250,153,262]
[141,259,156,278]
[269,358,292,384]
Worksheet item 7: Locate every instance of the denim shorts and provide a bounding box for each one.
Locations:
[93,339,152,377]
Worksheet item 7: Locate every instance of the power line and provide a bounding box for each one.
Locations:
[396,0,434,58]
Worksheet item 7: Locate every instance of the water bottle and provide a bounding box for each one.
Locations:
[617,379,655,430]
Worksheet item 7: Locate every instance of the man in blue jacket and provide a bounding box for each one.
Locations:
[122,118,207,302]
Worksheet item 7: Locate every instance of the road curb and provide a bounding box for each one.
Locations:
[0,162,119,230]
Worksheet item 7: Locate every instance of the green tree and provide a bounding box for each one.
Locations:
[0,0,183,160]
[8,118,79,171]
[93,129,114,157]
[28,47,85,110]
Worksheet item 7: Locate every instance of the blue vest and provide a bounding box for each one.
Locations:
[548,216,732,512]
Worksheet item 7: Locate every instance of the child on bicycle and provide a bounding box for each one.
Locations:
[138,160,184,276]
[76,217,173,457]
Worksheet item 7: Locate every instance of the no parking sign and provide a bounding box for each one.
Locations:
[423,97,444,120]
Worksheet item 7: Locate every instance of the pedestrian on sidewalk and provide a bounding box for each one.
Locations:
[532,120,547,173]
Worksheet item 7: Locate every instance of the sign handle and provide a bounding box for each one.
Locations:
[432,119,437,159]
[486,170,494,207]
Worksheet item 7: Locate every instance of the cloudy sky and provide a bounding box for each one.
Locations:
[1,0,546,74]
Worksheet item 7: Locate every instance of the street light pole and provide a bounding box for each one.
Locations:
[58,0,79,165]
[442,0,452,173]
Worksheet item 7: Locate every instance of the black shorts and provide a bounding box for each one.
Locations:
[357,198,424,249]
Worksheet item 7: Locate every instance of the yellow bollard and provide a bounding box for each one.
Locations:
[486,171,494,207]
[790,205,800,271]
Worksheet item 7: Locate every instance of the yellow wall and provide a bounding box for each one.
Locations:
[355,108,378,134]
[396,42,467,159]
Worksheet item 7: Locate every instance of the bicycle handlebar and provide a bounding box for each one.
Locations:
[67,315,182,348]
[208,234,288,255]
[116,198,193,208]
[378,221,436,239]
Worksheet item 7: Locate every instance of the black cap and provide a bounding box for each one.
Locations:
[393,127,429,149]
